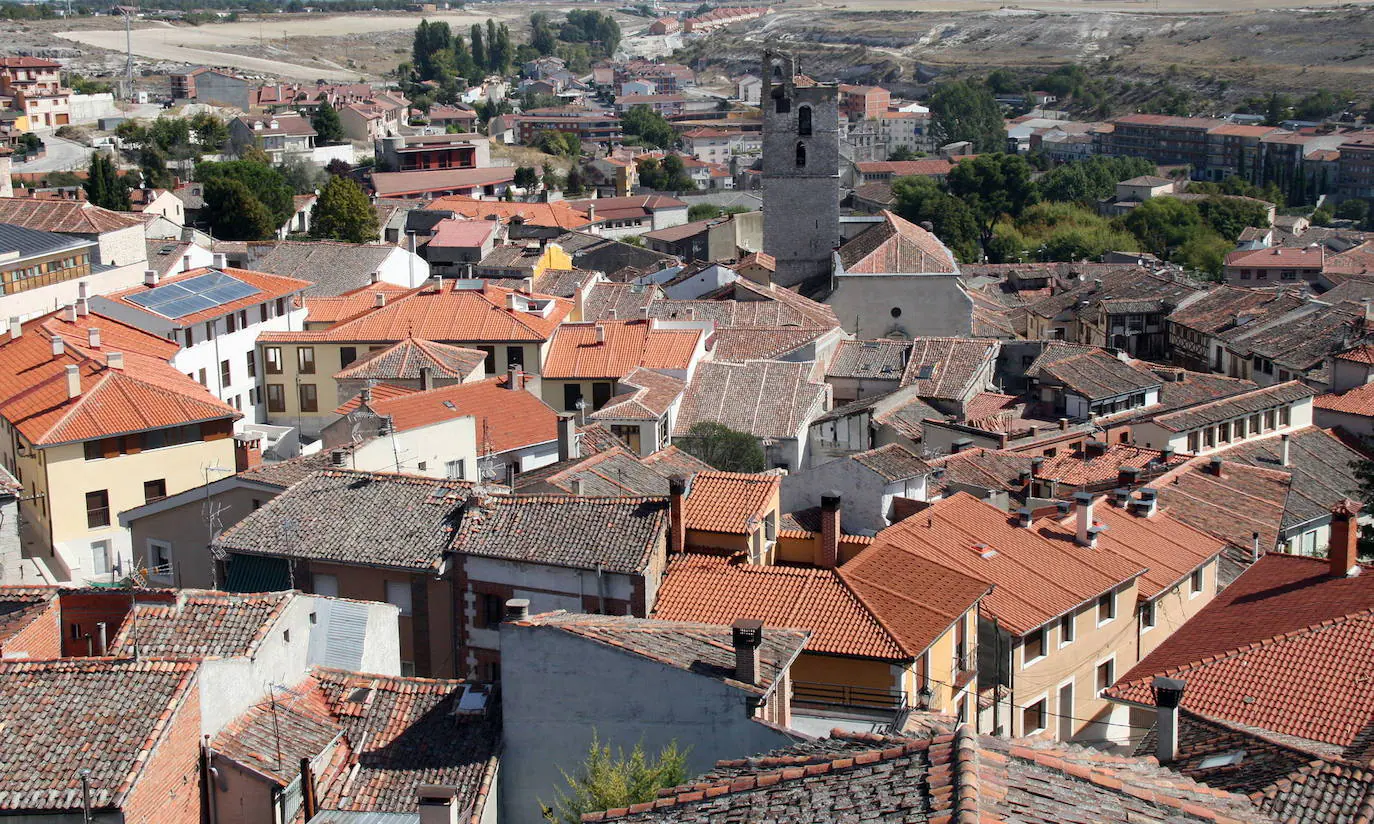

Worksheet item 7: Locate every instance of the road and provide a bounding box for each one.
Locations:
[13,136,94,175]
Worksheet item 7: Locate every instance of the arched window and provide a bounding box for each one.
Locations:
[798,105,812,136]
[795,142,806,168]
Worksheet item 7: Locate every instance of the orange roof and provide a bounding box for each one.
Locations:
[101,266,311,327]
[1314,382,1374,416]
[332,382,418,414]
[260,280,572,344]
[350,378,557,452]
[1224,247,1325,268]
[426,195,591,230]
[653,554,907,660]
[683,471,779,535]
[542,320,701,380]
[306,282,410,327]
[1034,443,1184,487]
[0,311,238,446]
[841,543,992,656]
[1336,344,1374,365]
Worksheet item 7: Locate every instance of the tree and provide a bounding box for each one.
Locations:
[1335,198,1370,224]
[281,157,325,195]
[543,733,688,824]
[928,81,1006,153]
[1195,196,1272,241]
[530,11,557,56]
[620,105,676,149]
[196,159,296,230]
[84,153,131,211]
[188,111,229,150]
[1172,231,1232,278]
[311,175,379,242]
[945,153,1036,256]
[325,158,353,177]
[678,422,763,472]
[312,100,346,145]
[891,175,980,263]
[470,23,486,75]
[888,146,921,161]
[514,166,539,189]
[412,19,453,83]
[139,146,175,190]
[535,130,580,158]
[564,167,586,197]
[202,178,277,240]
[1036,155,1155,204]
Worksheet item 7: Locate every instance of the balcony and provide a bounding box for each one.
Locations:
[792,680,911,736]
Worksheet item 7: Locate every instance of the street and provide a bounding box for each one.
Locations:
[13,135,95,175]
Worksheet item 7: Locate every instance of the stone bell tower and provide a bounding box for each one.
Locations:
[761,49,840,288]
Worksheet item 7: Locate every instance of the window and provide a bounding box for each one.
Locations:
[1218,421,1230,442]
[1234,417,1246,439]
[506,345,524,370]
[265,346,283,374]
[340,346,357,368]
[564,383,583,412]
[313,572,338,597]
[1022,698,1047,733]
[1203,427,1216,448]
[1280,405,1290,426]
[1139,600,1156,629]
[84,440,104,461]
[226,312,237,333]
[143,479,166,503]
[220,359,231,388]
[1023,627,1046,665]
[1097,591,1116,624]
[297,347,316,374]
[1096,658,1115,696]
[1059,612,1075,646]
[266,384,286,413]
[85,490,110,529]
[246,351,256,378]
[260,303,269,323]
[446,460,465,480]
[276,298,286,315]
[1264,409,1276,430]
[1187,431,1200,453]
[205,321,215,340]
[477,346,496,373]
[797,105,812,136]
[592,381,613,410]
[298,383,318,413]
[1190,567,1204,595]
[90,540,112,576]
[795,142,806,167]
[197,368,207,387]
[774,94,790,114]
[386,581,412,616]
[148,540,172,578]
[1250,413,1261,434]
[475,592,505,628]
[183,328,193,347]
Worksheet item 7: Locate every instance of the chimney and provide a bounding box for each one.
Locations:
[106,351,124,371]
[1073,491,1098,548]
[1058,418,1069,431]
[731,618,763,687]
[1152,676,1186,763]
[1132,487,1159,518]
[51,336,65,358]
[8,317,20,339]
[557,415,579,462]
[507,365,522,390]
[1160,446,1175,462]
[1207,456,1223,476]
[63,303,77,322]
[212,252,227,269]
[144,269,159,286]
[417,785,461,824]
[595,323,606,345]
[1031,455,1045,474]
[65,364,80,399]
[504,598,530,622]
[1118,466,1142,487]
[1280,433,1290,466]
[587,203,596,223]
[87,327,100,348]
[374,292,386,308]
[1027,425,1039,438]
[360,386,373,405]
[669,475,688,554]
[570,477,583,496]
[1085,439,1107,458]
[370,270,381,284]
[1329,499,1362,578]
[1016,507,1032,528]
[817,491,841,569]
[950,438,972,455]
[521,276,534,294]
[1111,487,1131,508]
[1251,531,1262,565]
[419,366,433,392]
[330,449,347,467]
[506,292,519,311]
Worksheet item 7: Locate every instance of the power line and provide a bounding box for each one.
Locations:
[918,673,1160,734]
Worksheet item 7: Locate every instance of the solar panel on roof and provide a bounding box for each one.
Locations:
[124,269,261,318]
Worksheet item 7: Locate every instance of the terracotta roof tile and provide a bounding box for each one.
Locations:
[899,337,998,401]
[513,445,710,496]
[306,282,410,324]
[333,337,486,381]
[108,590,293,658]
[427,195,591,230]
[590,367,686,421]
[1035,443,1184,487]
[1315,382,1374,416]
[543,320,701,379]
[1209,427,1365,530]
[838,210,956,274]
[0,586,56,645]
[711,327,826,362]
[673,360,828,440]
[0,196,144,234]
[213,677,341,785]
[350,378,558,452]
[683,471,779,535]
[1035,349,1162,401]
[1153,459,1290,571]
[98,266,312,327]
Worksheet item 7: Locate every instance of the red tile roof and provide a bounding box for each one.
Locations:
[1224,246,1326,268]
[429,218,497,248]
[653,553,908,660]
[305,282,410,326]
[1109,554,1374,753]
[427,195,591,229]
[542,320,701,379]
[1035,443,1184,487]
[100,266,311,326]
[838,210,956,274]
[369,167,516,198]
[333,382,417,414]
[0,311,238,446]
[0,196,144,234]
[354,378,558,452]
[684,471,779,535]
[260,280,572,344]
[332,337,486,381]
[590,366,686,421]
[1314,382,1374,416]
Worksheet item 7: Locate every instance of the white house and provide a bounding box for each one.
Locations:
[89,261,312,425]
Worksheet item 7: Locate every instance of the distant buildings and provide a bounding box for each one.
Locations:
[0,56,71,130]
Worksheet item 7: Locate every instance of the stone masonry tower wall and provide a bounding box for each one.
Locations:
[761,50,840,288]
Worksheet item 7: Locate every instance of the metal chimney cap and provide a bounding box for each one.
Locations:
[1152,675,1187,708]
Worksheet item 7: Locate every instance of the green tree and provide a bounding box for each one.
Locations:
[1195,196,1272,241]
[1036,155,1154,204]
[888,146,921,161]
[620,105,676,149]
[280,157,325,194]
[1335,198,1370,224]
[1122,197,1204,258]
[470,23,486,75]
[928,81,1006,153]
[543,733,689,824]
[188,111,229,150]
[564,166,586,197]
[311,175,379,242]
[202,177,277,240]
[84,152,131,211]
[1312,207,1334,226]
[514,166,539,189]
[312,100,346,145]
[891,175,980,263]
[658,155,694,191]
[530,11,557,56]
[535,130,580,158]
[411,19,453,83]
[945,153,1036,256]
[196,159,296,229]
[1172,231,1232,278]
[139,146,175,190]
[678,422,763,472]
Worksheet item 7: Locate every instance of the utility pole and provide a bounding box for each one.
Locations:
[123,11,135,101]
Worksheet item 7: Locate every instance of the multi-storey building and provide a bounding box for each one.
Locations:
[1097,114,1224,176]
[1338,132,1374,201]
[515,106,622,146]
[0,57,70,130]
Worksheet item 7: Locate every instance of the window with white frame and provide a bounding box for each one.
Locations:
[1023,698,1047,734]
[1059,612,1075,646]
[386,580,413,616]
[147,540,173,581]
[1097,591,1116,625]
[1139,600,1156,630]
[1191,567,1205,596]
[1096,657,1116,696]
[1023,627,1046,666]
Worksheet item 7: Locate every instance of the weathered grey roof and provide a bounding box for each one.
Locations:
[253,241,403,296]
[674,360,829,440]
[851,443,931,482]
[1151,381,1317,432]
[0,221,93,259]
[1211,426,1366,530]
[454,494,668,575]
[1036,350,1162,401]
[214,470,473,572]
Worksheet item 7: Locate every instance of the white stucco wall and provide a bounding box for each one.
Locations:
[0,263,146,322]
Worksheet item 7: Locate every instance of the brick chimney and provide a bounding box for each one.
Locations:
[817,491,841,569]
[1329,499,1362,578]
[669,475,689,553]
[731,618,763,687]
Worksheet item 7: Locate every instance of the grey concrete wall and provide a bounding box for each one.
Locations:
[499,622,799,824]
[827,273,973,340]
[780,461,886,533]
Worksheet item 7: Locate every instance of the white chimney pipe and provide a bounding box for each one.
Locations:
[87,327,101,349]
[1251,531,1262,564]
[1074,492,1095,547]
[8,316,20,339]
[212,252,227,269]
[63,304,77,323]
[144,269,159,287]
[595,324,606,344]
[1280,433,1290,466]
[51,336,64,358]
[1153,676,1186,763]
[107,352,124,370]
[375,292,386,308]
[65,364,80,399]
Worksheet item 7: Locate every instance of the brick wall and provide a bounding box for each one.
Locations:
[58,590,144,656]
[2,596,61,659]
[122,679,204,824]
